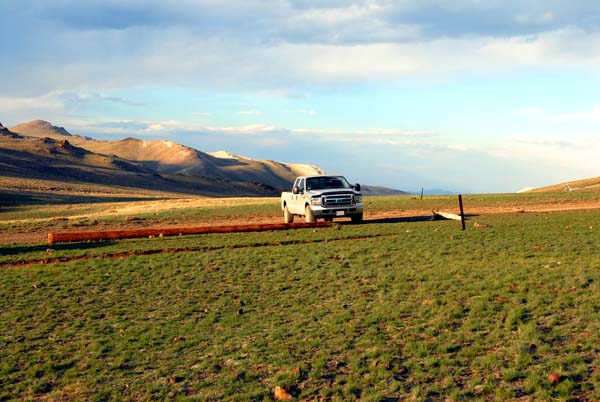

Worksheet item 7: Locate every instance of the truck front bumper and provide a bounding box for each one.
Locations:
[310,203,363,218]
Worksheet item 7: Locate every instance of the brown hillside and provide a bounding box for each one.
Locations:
[528,176,600,193]
[0,134,277,197]
[65,136,323,189]
[10,120,323,190]
[0,134,151,175]
[5,119,405,195]
[68,137,226,177]
[11,120,72,137]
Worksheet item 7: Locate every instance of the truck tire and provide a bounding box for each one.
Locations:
[283,205,294,224]
[351,213,363,224]
[305,205,316,223]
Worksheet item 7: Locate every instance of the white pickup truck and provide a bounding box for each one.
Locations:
[281,175,364,223]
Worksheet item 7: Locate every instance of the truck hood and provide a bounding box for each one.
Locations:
[307,189,361,197]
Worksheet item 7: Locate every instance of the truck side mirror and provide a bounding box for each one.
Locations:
[354,183,361,191]
[293,186,299,194]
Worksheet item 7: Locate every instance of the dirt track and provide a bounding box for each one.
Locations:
[3,198,600,245]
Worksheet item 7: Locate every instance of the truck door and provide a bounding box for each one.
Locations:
[291,178,305,214]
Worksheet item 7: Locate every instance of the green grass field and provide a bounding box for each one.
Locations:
[2,195,600,401]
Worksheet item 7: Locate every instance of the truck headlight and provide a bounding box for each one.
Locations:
[354,195,362,204]
[310,197,322,206]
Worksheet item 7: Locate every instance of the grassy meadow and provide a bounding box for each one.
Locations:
[2,190,600,239]
[1,193,600,400]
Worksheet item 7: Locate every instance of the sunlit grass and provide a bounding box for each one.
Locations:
[2,191,599,243]
[2,209,600,400]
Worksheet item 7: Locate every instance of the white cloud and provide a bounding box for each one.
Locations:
[82,120,278,136]
[0,91,146,126]
[492,135,600,178]
[293,109,316,115]
[257,90,307,99]
[0,92,66,119]
[54,116,440,146]
[207,124,276,134]
[239,110,263,116]
[512,137,587,150]
[290,127,436,137]
[546,105,600,122]
[512,105,600,123]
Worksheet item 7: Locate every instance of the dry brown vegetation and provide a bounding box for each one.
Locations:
[529,176,600,193]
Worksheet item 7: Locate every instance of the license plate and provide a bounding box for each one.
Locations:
[336,211,345,216]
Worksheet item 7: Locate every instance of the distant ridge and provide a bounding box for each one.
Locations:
[527,176,600,193]
[10,121,312,189]
[11,120,71,137]
[2,119,407,196]
[8,120,331,190]
[361,185,408,196]
[0,132,275,197]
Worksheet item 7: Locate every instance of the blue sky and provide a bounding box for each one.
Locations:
[2,1,600,193]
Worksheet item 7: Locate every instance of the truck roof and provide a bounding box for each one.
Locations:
[295,174,345,179]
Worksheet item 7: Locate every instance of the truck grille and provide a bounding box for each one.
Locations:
[322,194,353,207]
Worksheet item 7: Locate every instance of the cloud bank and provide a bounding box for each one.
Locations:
[3,1,600,96]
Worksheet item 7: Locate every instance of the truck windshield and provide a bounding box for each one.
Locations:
[306,176,351,190]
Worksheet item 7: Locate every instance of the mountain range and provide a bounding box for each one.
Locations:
[2,120,407,197]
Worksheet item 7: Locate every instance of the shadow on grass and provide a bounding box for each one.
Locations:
[0,240,118,257]
[354,213,480,225]
[363,215,434,224]
[0,190,163,208]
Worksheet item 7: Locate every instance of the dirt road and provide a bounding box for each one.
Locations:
[3,197,600,245]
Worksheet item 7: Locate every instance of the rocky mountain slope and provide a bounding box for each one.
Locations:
[11,120,71,137]
[0,122,21,138]
[5,120,406,197]
[10,120,325,190]
[1,123,277,197]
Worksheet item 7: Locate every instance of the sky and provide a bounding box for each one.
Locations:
[2,1,600,193]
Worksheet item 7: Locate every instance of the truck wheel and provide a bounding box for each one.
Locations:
[351,213,363,224]
[305,205,316,223]
[283,205,294,224]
